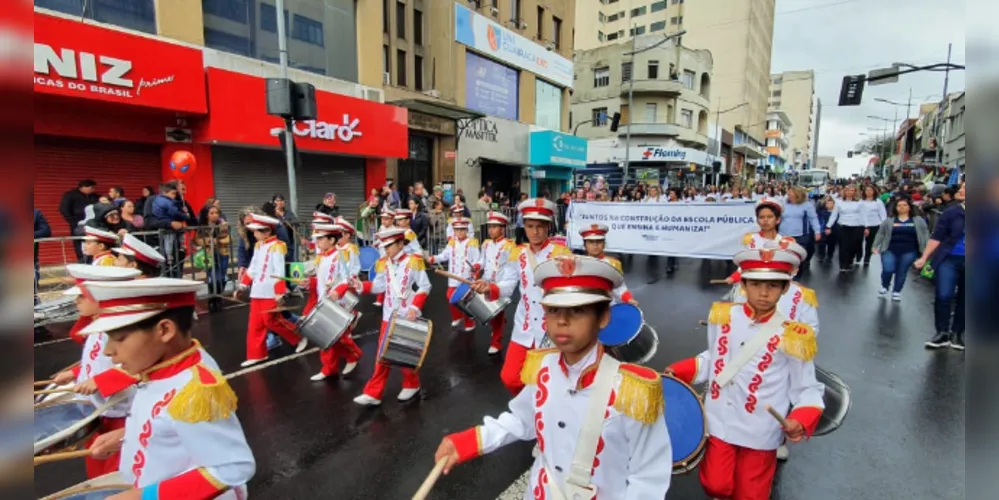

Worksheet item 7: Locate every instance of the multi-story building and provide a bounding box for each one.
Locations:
[815,155,838,179]
[575,0,777,151]
[768,70,816,170]
[764,110,791,175]
[941,92,965,170]
[572,35,714,187]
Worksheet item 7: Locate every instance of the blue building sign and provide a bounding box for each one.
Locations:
[529,130,587,168]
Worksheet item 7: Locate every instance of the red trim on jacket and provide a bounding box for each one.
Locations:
[667,358,698,385]
[488,284,500,301]
[787,406,823,438]
[410,292,427,311]
[621,290,634,303]
[71,364,82,378]
[156,468,226,500]
[93,368,140,398]
[69,315,93,345]
[448,427,482,463]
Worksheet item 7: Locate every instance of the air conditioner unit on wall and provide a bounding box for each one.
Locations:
[383,72,391,85]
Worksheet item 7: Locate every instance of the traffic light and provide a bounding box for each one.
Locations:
[609,112,622,132]
[837,75,865,106]
[847,150,854,158]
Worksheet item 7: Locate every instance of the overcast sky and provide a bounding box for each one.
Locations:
[771,0,966,178]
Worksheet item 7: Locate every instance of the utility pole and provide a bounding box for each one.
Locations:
[937,43,953,170]
[276,0,299,215]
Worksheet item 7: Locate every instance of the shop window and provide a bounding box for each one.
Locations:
[260,4,288,34]
[292,14,324,47]
[37,0,156,34]
[203,0,248,24]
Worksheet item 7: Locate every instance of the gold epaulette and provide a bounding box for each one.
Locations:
[269,241,287,255]
[447,239,456,248]
[313,255,323,266]
[604,257,623,273]
[708,302,734,325]
[408,256,427,271]
[520,348,558,385]
[168,365,238,424]
[508,245,522,262]
[350,243,360,256]
[502,239,517,253]
[615,365,665,425]
[254,241,262,249]
[798,284,818,308]
[468,238,480,248]
[551,245,572,257]
[375,258,387,273]
[405,229,417,241]
[741,232,754,246]
[780,321,817,361]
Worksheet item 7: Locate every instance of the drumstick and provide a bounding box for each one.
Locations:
[219,295,248,304]
[269,274,309,284]
[264,306,298,314]
[412,458,449,500]
[34,449,91,465]
[34,379,55,386]
[709,279,730,285]
[765,405,790,428]
[34,387,77,396]
[433,269,473,286]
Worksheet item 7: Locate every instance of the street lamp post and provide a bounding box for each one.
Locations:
[713,100,749,185]
[868,115,896,180]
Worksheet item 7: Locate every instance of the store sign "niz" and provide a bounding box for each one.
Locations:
[292,115,363,142]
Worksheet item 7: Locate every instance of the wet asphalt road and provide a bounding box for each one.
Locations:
[34,256,965,499]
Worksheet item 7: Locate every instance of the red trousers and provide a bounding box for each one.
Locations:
[246,298,302,360]
[362,321,420,400]
[489,311,506,351]
[445,287,476,329]
[699,437,777,500]
[84,416,126,479]
[500,341,531,396]
[319,331,363,376]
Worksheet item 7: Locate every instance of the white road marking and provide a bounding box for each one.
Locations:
[222,328,380,380]
[497,469,531,500]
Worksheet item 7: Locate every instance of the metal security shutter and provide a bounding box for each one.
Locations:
[212,146,366,225]
[34,136,162,265]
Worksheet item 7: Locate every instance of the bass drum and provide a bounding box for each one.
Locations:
[814,365,851,436]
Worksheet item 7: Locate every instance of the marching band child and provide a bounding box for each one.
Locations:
[470,211,517,355]
[427,217,480,332]
[349,228,432,406]
[113,233,166,278]
[666,244,825,500]
[50,265,141,478]
[394,208,424,256]
[498,198,572,395]
[726,198,785,284]
[446,203,474,240]
[84,226,120,266]
[374,209,396,307]
[577,223,640,306]
[78,277,255,500]
[235,214,307,367]
[434,256,672,498]
[305,223,363,381]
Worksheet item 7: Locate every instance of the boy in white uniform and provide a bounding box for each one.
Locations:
[84,226,120,267]
[470,211,518,355]
[394,208,424,256]
[577,223,639,306]
[435,256,672,499]
[79,278,255,500]
[427,217,480,332]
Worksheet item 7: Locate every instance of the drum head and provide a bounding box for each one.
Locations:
[35,401,95,444]
[359,247,379,274]
[599,304,643,346]
[50,487,130,500]
[450,283,471,305]
[661,375,707,471]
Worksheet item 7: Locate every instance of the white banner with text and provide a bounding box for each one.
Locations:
[566,202,758,259]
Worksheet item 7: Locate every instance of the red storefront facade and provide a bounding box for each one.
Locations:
[34,11,408,264]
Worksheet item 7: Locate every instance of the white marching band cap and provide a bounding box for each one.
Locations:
[334,217,356,235]
[375,227,408,245]
[312,223,342,238]
[450,204,465,214]
[755,197,784,216]
[63,264,141,296]
[380,208,396,218]
[517,198,557,222]
[79,278,203,335]
[772,237,808,262]
[394,209,413,219]
[312,211,335,223]
[534,256,624,308]
[245,213,280,230]
[83,226,120,245]
[451,217,470,229]
[113,233,166,265]
[733,244,801,281]
[486,211,510,225]
[579,223,609,241]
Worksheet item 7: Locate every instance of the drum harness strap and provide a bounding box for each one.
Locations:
[715,312,786,389]
[538,354,621,500]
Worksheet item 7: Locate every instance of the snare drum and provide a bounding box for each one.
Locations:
[814,365,851,436]
[296,297,353,349]
[338,291,363,329]
[449,283,510,325]
[599,304,659,364]
[39,471,129,500]
[34,399,101,456]
[359,247,379,278]
[378,316,434,370]
[661,375,708,475]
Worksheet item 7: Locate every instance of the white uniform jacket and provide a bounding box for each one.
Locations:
[598,256,636,305]
[670,302,825,451]
[448,346,672,499]
[91,251,116,267]
[72,333,136,418]
[446,218,476,239]
[429,237,481,288]
[478,238,518,301]
[402,228,424,256]
[361,252,432,322]
[376,224,395,258]
[509,242,572,348]
[732,282,819,335]
[238,236,288,299]
[119,341,255,499]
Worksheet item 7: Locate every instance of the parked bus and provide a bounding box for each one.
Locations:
[799,169,831,198]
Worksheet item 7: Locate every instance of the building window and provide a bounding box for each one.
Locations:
[594,67,610,88]
[621,61,632,82]
[535,79,562,130]
[599,12,607,23]
[414,9,424,45]
[630,6,647,17]
[598,31,606,42]
[414,55,424,90]
[681,109,693,128]
[260,4,288,33]
[537,6,544,39]
[593,107,608,126]
[651,0,667,12]
[644,103,658,122]
[396,1,406,39]
[383,0,390,33]
[672,0,684,4]
[202,0,248,24]
[607,32,619,41]
[772,77,783,84]
[671,15,683,24]
[650,20,666,32]
[384,45,390,75]
[682,70,695,89]
[629,25,645,36]
[397,49,407,87]
[292,14,324,47]
[511,0,522,22]
[772,90,782,97]
[607,12,619,22]
[492,0,499,7]
[204,28,250,56]
[648,60,659,79]
[553,16,562,49]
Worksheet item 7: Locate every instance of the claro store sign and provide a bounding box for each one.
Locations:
[33,12,207,114]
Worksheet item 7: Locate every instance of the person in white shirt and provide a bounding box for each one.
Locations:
[434,256,672,499]
[859,185,888,267]
[666,244,824,500]
[643,184,665,203]
[824,184,865,272]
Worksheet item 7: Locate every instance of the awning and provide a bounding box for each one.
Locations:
[388,98,485,122]
[478,157,529,169]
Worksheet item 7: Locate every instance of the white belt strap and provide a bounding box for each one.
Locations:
[565,354,620,499]
[715,314,785,388]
